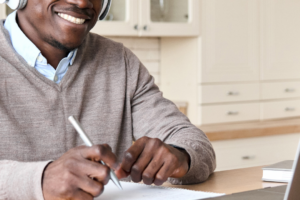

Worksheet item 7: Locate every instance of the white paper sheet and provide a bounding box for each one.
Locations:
[96,181,224,200]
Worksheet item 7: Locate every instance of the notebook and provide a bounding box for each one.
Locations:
[262,160,293,182]
[96,181,224,200]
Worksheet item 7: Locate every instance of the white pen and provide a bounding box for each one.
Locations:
[68,116,123,190]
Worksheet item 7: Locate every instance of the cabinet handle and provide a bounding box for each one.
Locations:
[285,88,295,93]
[143,25,148,31]
[285,107,296,112]
[242,155,255,160]
[228,91,239,96]
[227,111,239,115]
[134,24,139,30]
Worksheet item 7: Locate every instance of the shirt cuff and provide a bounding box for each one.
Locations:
[4,160,52,200]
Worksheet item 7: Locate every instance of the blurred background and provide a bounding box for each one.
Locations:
[1,0,300,172]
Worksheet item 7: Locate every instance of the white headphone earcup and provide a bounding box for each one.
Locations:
[18,0,27,9]
[5,0,27,10]
[99,0,111,21]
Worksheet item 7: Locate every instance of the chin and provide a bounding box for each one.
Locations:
[45,35,82,51]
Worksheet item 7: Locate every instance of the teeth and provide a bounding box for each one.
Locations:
[58,13,85,25]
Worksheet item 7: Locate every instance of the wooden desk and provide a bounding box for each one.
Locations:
[163,166,287,194]
[199,117,300,141]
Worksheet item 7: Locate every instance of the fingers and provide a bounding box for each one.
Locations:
[119,137,190,186]
[76,175,105,197]
[79,144,118,170]
[141,158,164,185]
[130,150,153,183]
[42,144,117,200]
[121,139,146,173]
[73,159,111,185]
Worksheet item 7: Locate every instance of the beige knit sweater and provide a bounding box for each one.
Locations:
[0,20,216,200]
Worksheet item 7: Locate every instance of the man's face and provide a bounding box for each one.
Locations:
[18,0,102,51]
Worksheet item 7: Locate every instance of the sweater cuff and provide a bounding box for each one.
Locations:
[167,145,199,185]
[166,138,215,185]
[4,160,52,200]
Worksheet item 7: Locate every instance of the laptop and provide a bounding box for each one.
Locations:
[204,141,300,200]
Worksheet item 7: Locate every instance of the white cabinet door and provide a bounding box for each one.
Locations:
[0,4,5,19]
[261,0,300,80]
[91,0,139,36]
[202,0,260,83]
[138,0,199,36]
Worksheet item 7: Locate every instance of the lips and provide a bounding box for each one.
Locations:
[57,13,86,25]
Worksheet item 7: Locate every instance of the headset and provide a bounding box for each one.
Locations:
[0,0,111,20]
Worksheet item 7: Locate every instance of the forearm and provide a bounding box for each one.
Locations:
[0,160,51,200]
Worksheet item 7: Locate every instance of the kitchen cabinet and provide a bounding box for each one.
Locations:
[261,0,300,80]
[212,133,300,171]
[92,0,200,36]
[161,0,300,125]
[202,0,260,83]
[0,0,199,37]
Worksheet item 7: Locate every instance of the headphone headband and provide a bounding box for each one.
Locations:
[2,0,111,20]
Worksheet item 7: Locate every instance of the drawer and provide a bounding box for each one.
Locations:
[212,133,300,171]
[201,83,260,104]
[202,103,259,124]
[261,81,300,100]
[261,99,300,120]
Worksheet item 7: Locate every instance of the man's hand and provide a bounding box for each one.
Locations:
[115,137,190,186]
[42,144,118,200]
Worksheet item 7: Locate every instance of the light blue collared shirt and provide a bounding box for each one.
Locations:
[4,11,77,84]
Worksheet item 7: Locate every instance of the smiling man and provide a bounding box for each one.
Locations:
[0,0,216,199]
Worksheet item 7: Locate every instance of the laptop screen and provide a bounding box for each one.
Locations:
[284,141,300,200]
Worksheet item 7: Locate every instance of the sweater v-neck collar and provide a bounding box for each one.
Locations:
[0,19,86,92]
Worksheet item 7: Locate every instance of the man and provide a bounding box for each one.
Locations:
[0,0,216,199]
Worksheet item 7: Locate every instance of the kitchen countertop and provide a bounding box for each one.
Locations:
[198,117,300,141]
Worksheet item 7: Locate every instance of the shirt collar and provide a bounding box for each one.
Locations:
[4,11,77,68]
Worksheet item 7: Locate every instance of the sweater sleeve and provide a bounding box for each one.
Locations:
[125,47,216,185]
[0,160,51,200]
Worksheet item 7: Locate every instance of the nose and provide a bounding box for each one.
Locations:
[65,0,94,9]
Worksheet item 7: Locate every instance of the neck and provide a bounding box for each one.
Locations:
[16,13,68,69]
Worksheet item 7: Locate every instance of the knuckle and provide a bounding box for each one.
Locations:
[142,172,154,185]
[151,138,163,147]
[97,185,105,196]
[58,184,71,196]
[171,155,179,164]
[154,174,166,185]
[63,171,73,182]
[124,151,135,163]
[100,166,111,182]
[104,166,110,176]
[155,173,164,182]
[94,145,104,156]
[142,172,152,180]
[132,164,141,174]
[63,158,75,170]
[102,143,112,150]
[139,136,149,143]
[93,185,103,197]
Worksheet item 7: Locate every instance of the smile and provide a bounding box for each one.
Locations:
[57,13,86,25]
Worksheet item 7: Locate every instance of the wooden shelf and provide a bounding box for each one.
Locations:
[199,117,300,141]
